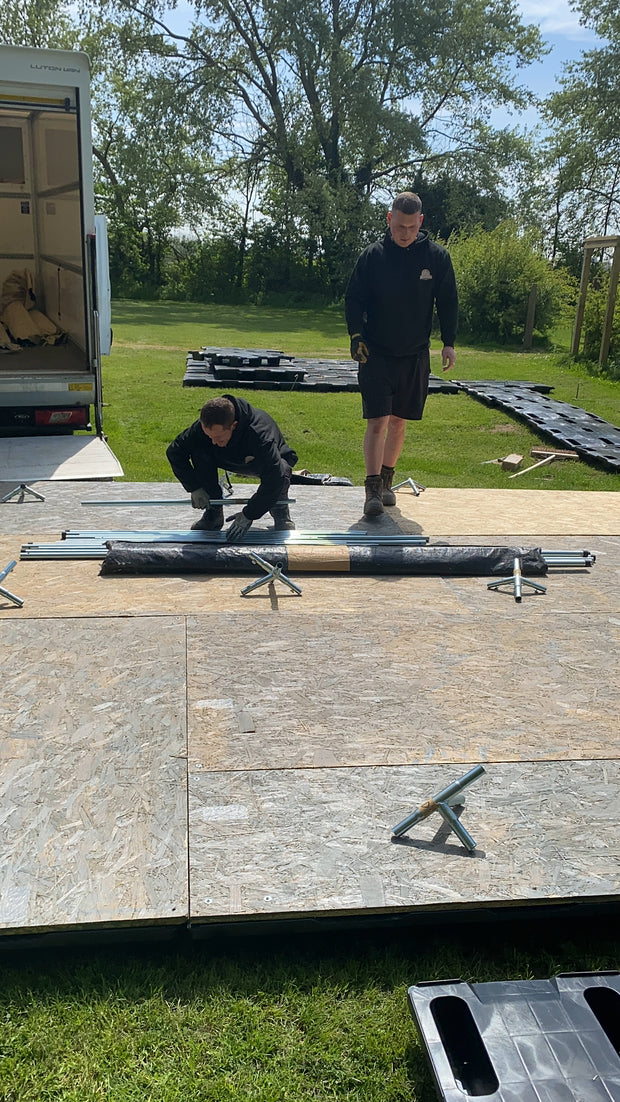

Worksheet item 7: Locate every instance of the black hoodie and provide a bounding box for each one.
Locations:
[345,229,458,357]
[166,395,298,520]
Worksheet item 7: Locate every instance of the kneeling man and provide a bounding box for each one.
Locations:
[167,395,298,542]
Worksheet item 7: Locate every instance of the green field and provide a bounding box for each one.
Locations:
[104,301,620,490]
[1,915,618,1101]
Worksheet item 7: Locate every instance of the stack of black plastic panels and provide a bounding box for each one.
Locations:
[183,346,460,393]
[457,380,620,471]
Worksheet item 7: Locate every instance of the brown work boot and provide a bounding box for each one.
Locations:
[381,465,396,506]
[191,505,224,531]
[363,475,384,517]
[269,503,296,530]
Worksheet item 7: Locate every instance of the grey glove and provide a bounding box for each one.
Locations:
[191,488,210,510]
[226,510,252,543]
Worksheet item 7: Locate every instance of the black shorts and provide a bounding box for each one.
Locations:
[358,348,431,420]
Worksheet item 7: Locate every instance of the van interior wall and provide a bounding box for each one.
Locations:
[0,108,86,363]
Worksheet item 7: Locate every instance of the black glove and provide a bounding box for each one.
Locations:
[191,488,210,509]
[350,334,369,363]
[226,510,252,543]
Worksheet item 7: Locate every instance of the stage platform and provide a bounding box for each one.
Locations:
[1,480,619,939]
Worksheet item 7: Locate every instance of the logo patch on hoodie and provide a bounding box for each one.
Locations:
[420,268,432,280]
[244,455,255,463]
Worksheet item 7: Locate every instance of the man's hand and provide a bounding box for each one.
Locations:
[226,510,252,543]
[191,488,210,509]
[350,334,370,363]
[441,345,456,372]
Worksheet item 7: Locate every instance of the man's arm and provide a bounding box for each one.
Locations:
[435,252,458,370]
[166,424,219,496]
[344,253,368,340]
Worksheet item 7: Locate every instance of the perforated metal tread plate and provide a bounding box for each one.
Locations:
[408,972,620,1101]
[456,381,620,471]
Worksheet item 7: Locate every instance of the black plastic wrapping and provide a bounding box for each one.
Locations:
[100,542,547,577]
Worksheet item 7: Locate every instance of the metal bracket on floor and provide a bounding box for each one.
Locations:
[487,556,547,603]
[241,551,303,598]
[393,477,426,496]
[391,765,486,852]
[1,483,45,504]
[0,561,24,607]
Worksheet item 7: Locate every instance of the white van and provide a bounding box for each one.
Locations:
[0,44,122,483]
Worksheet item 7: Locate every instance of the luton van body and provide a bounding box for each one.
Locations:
[0,44,122,482]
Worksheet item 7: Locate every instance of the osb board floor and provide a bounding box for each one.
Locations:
[1,480,619,539]
[188,761,620,920]
[0,616,188,934]
[1,481,619,933]
[186,609,620,771]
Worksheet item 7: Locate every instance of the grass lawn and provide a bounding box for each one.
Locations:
[0,917,618,1101]
[104,301,620,490]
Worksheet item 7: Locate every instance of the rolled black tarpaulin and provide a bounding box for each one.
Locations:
[100,542,548,577]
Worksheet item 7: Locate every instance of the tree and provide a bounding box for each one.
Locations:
[541,0,620,266]
[113,0,546,295]
[0,0,77,47]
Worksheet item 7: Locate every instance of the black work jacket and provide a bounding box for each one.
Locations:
[166,395,297,520]
[345,230,458,357]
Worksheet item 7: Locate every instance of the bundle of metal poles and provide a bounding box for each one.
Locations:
[19,529,595,571]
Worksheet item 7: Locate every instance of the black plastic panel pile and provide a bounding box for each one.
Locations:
[457,380,620,471]
[183,346,460,393]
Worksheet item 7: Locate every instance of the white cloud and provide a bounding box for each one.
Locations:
[516,0,596,39]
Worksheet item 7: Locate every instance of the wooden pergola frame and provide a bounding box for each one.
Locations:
[571,234,620,366]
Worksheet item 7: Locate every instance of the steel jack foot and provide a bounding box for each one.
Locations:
[392,765,486,852]
[1,483,45,504]
[0,561,24,607]
[393,477,426,496]
[487,556,547,603]
[241,551,303,597]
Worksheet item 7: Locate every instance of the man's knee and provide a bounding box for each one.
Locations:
[366,416,390,436]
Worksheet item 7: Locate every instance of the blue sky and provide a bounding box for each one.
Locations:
[510,0,600,113]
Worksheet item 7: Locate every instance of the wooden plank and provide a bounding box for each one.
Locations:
[531,448,579,461]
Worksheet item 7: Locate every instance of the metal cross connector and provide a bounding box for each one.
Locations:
[1,483,45,504]
[487,556,547,603]
[0,560,24,607]
[393,477,426,496]
[391,765,486,852]
[240,551,302,597]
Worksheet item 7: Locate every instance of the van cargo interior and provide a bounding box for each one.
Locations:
[0,100,87,375]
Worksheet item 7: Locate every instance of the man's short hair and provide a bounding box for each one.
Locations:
[392,192,422,215]
[200,396,236,427]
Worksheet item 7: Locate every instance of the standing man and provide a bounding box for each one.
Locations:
[345,191,458,517]
[166,395,298,540]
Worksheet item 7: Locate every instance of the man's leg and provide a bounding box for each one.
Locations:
[380,415,407,505]
[382,416,407,468]
[269,465,295,530]
[363,417,390,516]
[363,416,390,475]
